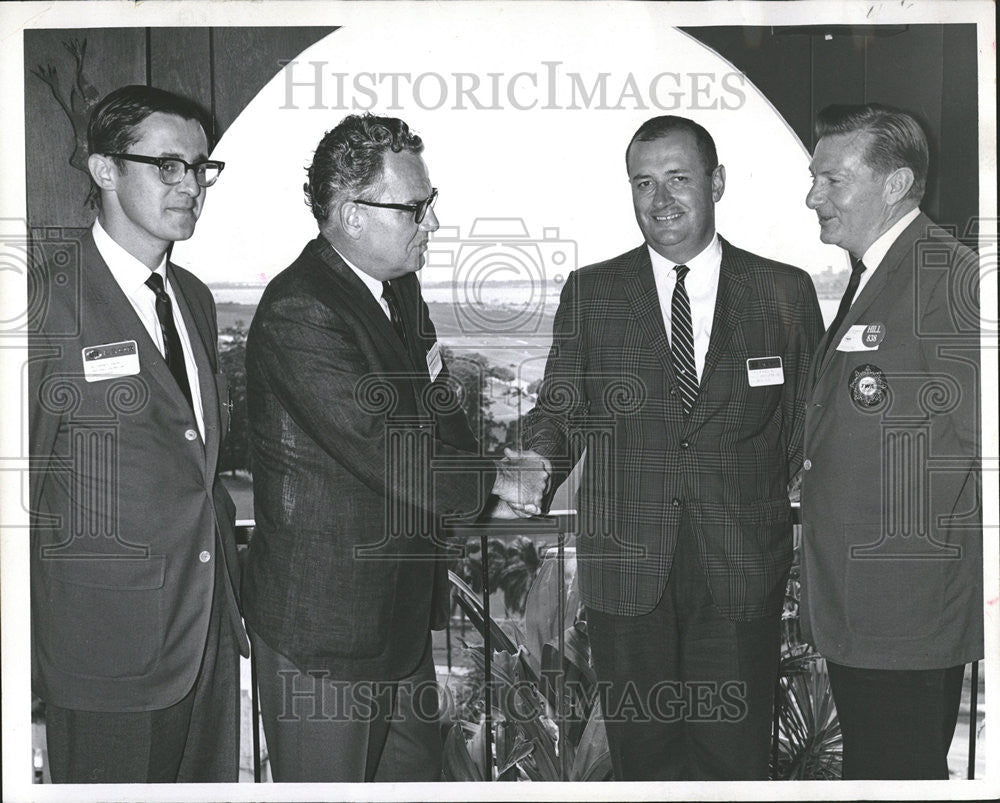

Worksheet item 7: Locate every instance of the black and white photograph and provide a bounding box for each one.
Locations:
[1,2,996,801]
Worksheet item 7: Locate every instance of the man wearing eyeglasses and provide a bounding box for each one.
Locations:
[242,113,547,782]
[28,85,247,782]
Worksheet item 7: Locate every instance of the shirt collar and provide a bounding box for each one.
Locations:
[647,234,722,293]
[92,218,168,293]
[861,207,920,270]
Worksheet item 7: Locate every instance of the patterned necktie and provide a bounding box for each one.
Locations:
[381,280,408,346]
[823,258,867,359]
[670,264,699,415]
[145,272,193,410]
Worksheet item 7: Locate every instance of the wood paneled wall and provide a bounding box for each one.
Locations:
[682,25,980,238]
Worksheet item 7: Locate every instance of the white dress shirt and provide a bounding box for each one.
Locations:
[92,219,205,440]
[649,235,723,383]
[852,206,921,305]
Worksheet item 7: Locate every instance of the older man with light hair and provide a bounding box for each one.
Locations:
[800,103,982,779]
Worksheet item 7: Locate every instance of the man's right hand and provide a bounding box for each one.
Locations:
[492,448,551,517]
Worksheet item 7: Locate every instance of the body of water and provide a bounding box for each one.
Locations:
[213,285,841,326]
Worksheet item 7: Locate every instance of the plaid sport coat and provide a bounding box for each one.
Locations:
[523,238,824,620]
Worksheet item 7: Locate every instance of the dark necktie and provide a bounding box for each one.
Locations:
[145,272,193,410]
[823,258,867,359]
[670,264,699,415]
[381,280,408,346]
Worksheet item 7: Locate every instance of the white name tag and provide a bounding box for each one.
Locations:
[836,323,886,352]
[82,340,140,383]
[747,356,784,387]
[426,341,443,382]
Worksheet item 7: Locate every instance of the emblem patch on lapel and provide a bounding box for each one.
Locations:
[849,363,887,408]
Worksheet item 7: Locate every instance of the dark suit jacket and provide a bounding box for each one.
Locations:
[523,238,824,620]
[28,230,247,713]
[800,212,983,670]
[242,235,495,681]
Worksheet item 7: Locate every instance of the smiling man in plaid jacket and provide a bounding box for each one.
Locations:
[522,115,824,780]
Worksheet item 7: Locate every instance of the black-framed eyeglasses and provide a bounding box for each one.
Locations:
[105,153,225,188]
[353,188,438,224]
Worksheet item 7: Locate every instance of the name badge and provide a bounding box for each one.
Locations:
[82,340,140,383]
[836,323,886,352]
[747,356,784,387]
[426,341,443,381]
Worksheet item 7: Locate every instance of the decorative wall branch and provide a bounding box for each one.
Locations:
[31,39,100,176]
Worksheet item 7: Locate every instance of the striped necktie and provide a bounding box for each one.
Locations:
[670,264,698,414]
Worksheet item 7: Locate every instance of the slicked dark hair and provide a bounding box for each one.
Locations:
[304,114,424,223]
[86,84,213,208]
[815,103,929,202]
[625,115,719,175]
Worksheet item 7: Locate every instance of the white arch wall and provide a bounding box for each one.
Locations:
[174,5,848,287]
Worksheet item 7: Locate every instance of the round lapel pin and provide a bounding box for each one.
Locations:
[849,363,887,408]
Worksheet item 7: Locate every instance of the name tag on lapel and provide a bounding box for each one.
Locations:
[747,356,784,387]
[836,323,885,352]
[426,341,443,381]
[82,340,140,382]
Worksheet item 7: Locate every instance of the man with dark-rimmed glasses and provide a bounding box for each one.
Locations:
[28,85,248,782]
[242,113,547,781]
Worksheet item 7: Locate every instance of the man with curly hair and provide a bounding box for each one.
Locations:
[242,114,547,782]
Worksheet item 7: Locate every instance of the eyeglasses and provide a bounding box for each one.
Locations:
[353,188,438,224]
[105,153,225,188]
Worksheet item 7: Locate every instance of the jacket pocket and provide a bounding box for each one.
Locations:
[42,556,165,679]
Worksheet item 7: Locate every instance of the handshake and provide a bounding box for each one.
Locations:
[491,448,552,519]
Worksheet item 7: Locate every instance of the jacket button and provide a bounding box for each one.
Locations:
[680,440,689,449]
[671,498,682,507]
[803,459,812,470]
[184,429,198,441]
[669,388,678,396]
[199,550,211,563]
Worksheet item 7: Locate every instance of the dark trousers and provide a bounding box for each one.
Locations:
[45,575,241,783]
[827,661,966,779]
[251,629,442,782]
[587,522,782,781]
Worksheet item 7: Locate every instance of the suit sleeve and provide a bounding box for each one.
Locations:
[250,291,494,519]
[781,269,825,477]
[520,270,589,489]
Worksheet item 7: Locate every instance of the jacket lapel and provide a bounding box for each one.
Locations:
[82,235,191,412]
[700,239,749,393]
[624,246,677,383]
[170,267,216,471]
[813,213,928,380]
[312,238,429,391]
[398,277,435,382]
